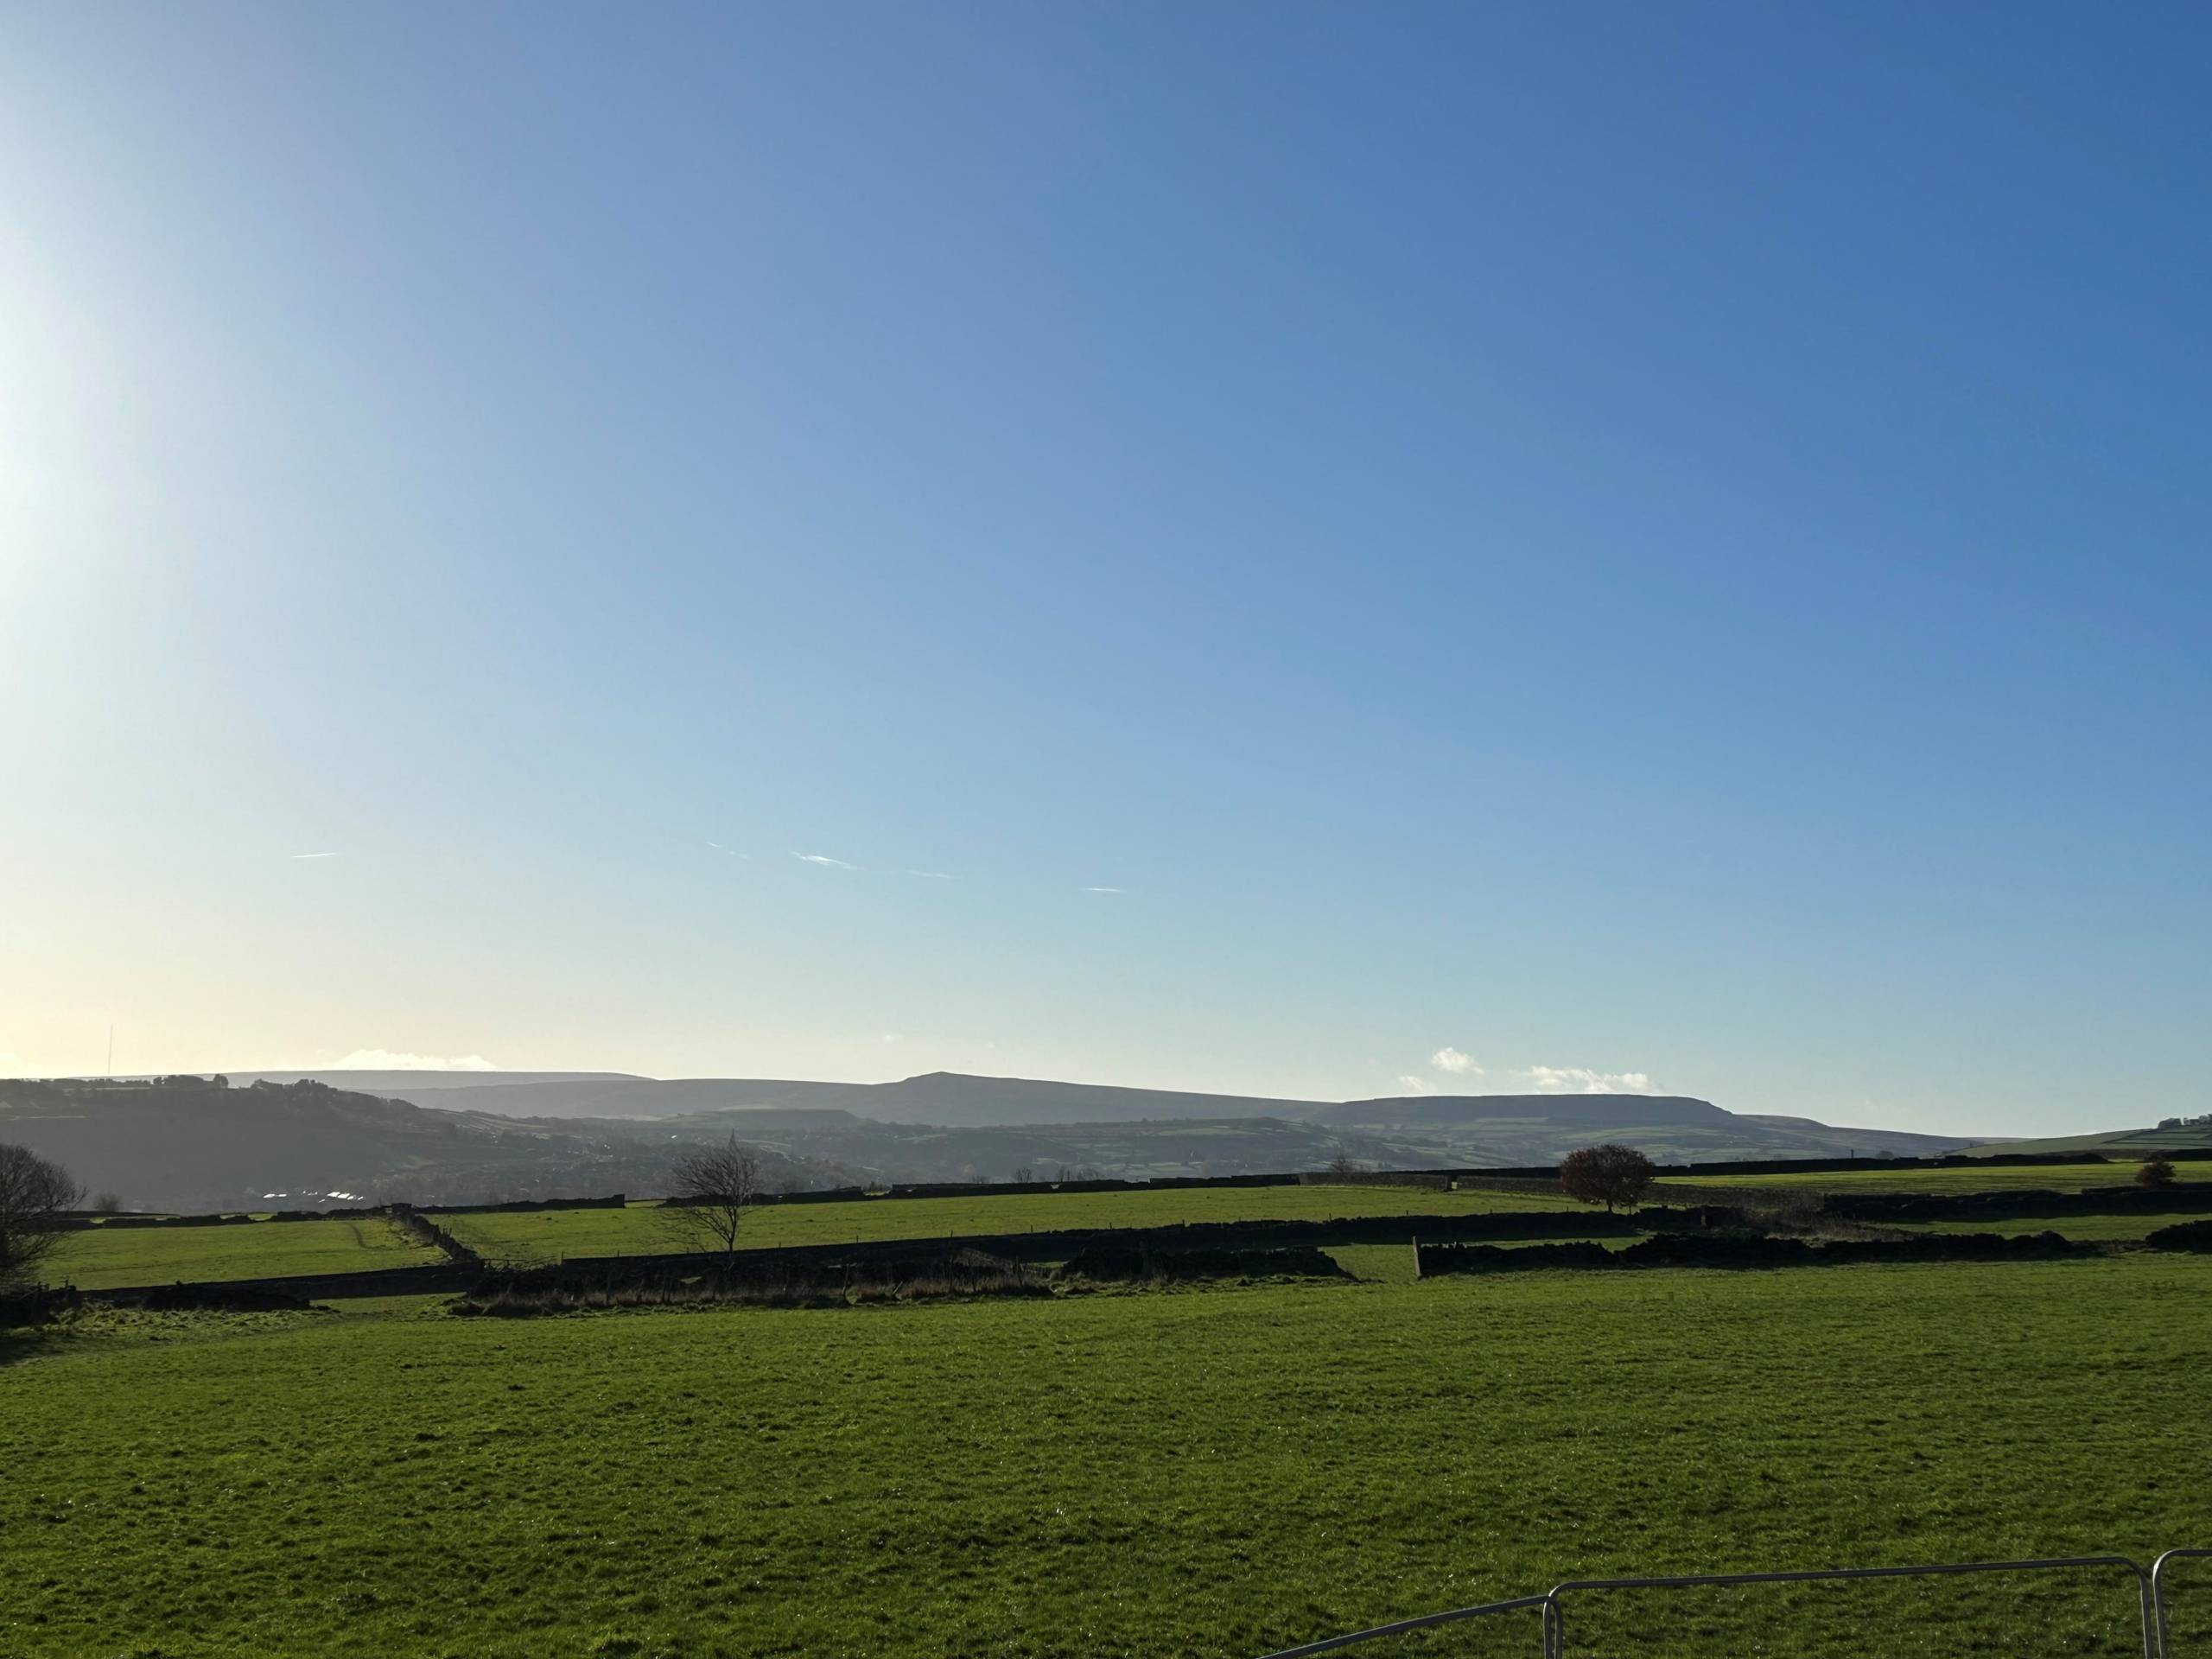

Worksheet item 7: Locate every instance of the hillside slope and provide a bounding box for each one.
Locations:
[320,1071,1328,1125]
[575,1110,1433,1184]
[0,1078,838,1213]
[4,1071,1986,1211]
[337,1071,1970,1160]
[1314,1094,1962,1164]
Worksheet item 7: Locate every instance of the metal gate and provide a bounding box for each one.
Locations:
[1250,1593,1556,1658]
[1254,1548,2206,1657]
[2154,1549,2212,1658]
[1541,1554,2156,1659]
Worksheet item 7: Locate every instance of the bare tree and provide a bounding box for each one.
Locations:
[0,1144,84,1288]
[92,1192,124,1215]
[660,1137,763,1270]
[1325,1154,1361,1179]
[1013,1166,1034,1185]
[1559,1143,1656,1213]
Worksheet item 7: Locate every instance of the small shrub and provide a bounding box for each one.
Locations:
[2137,1156,2178,1190]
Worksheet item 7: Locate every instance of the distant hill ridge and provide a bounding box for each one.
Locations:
[227,1069,1328,1127]
[1316,1094,1732,1130]
[7,1068,1988,1211]
[219,1067,1962,1161]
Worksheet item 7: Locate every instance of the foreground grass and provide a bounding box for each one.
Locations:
[1666,1159,2212,1197]
[45,1215,442,1291]
[432,1182,1585,1267]
[4,1258,2208,1657]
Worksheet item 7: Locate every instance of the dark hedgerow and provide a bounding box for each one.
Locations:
[2145,1217,2212,1252]
[1058,1243,1350,1283]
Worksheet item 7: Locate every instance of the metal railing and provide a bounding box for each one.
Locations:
[1257,1548,2201,1657]
[1250,1593,1555,1658]
[1542,1554,2156,1659]
[2154,1548,2212,1658]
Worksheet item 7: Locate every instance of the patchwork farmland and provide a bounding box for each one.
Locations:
[9,1158,2212,1656]
[429,1181,1588,1267]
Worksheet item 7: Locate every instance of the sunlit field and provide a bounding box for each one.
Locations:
[431,1182,1586,1267]
[1663,1159,2212,1197]
[45,1216,442,1291]
[5,1257,2207,1658]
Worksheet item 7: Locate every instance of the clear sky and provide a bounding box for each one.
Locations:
[3,3,2206,1136]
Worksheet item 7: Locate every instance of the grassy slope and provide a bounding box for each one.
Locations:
[1662,1159,2212,1196]
[5,1258,2209,1658]
[45,1216,443,1291]
[1961,1126,2212,1155]
[433,1182,1585,1266]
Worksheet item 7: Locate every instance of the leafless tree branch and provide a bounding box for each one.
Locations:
[0,1143,84,1288]
[659,1137,763,1270]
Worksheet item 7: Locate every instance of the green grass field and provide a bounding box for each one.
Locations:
[47,1168,2205,1291]
[1956,1126,2212,1156]
[432,1182,1586,1267]
[5,1256,2207,1657]
[1662,1159,2212,1197]
[44,1215,443,1291]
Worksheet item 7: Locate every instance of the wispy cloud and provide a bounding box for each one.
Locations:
[905,869,956,880]
[1400,1049,1654,1097]
[324,1049,500,1071]
[1520,1065,1655,1096]
[705,842,748,858]
[1079,886,1125,894]
[793,853,859,869]
[289,851,340,860]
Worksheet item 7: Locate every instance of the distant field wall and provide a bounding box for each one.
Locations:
[80,1261,483,1302]
[1827,1182,2212,1223]
[554,1149,2210,1212]
[1429,1147,2212,1180]
[1441,1173,1804,1210]
[397,1194,628,1216]
[66,1207,1656,1300]
[61,1205,416,1230]
[528,1207,1650,1268]
[1416,1230,2100,1276]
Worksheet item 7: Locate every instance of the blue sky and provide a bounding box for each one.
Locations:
[2,3,2205,1135]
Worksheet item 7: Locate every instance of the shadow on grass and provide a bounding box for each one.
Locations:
[0,1325,60,1368]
